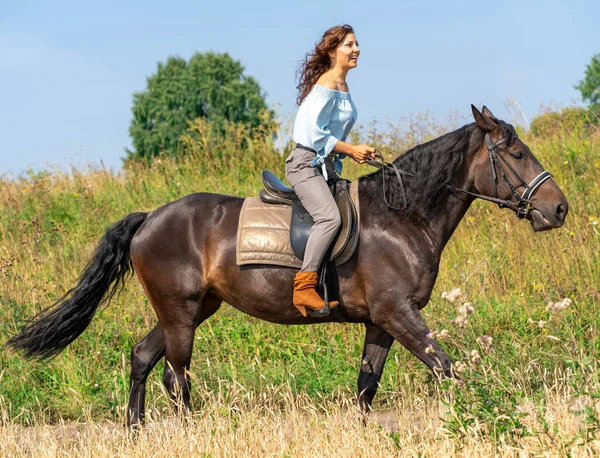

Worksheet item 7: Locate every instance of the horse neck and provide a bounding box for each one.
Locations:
[361,151,476,259]
[423,187,474,257]
[404,159,475,257]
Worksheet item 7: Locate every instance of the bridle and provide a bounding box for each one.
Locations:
[367,132,552,218]
[451,133,552,219]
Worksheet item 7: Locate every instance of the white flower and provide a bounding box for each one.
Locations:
[452,361,467,374]
[453,315,468,328]
[561,298,572,308]
[546,298,573,313]
[458,302,474,316]
[425,345,436,354]
[439,329,450,339]
[537,320,547,328]
[442,288,462,303]
[470,349,482,364]
[426,330,439,339]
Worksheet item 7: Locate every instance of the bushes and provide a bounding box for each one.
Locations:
[530,105,600,137]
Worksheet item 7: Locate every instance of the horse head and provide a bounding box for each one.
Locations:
[469,105,568,231]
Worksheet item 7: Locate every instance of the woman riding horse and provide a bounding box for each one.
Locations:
[7,98,568,427]
[287,24,376,317]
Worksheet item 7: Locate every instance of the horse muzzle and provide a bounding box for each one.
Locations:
[527,199,568,232]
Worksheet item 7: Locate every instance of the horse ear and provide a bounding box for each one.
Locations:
[471,104,493,132]
[482,106,499,122]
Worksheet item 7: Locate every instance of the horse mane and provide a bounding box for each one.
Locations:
[358,122,516,223]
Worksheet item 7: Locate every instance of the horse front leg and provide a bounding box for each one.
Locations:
[357,323,394,414]
[374,301,453,379]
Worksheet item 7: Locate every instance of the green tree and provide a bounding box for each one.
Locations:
[575,53,600,105]
[127,52,273,160]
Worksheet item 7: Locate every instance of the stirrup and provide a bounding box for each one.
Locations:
[308,261,332,317]
[308,301,331,318]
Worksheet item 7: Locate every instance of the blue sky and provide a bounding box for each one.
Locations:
[1,0,598,176]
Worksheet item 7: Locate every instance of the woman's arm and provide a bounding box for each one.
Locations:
[334,140,376,164]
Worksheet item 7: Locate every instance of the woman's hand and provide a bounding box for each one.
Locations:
[350,144,376,164]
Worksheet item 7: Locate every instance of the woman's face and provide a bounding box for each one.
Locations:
[330,33,360,71]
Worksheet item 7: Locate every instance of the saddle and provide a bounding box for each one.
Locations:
[259,170,359,266]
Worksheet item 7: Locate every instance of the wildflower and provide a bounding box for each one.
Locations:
[470,349,482,364]
[426,330,438,339]
[476,335,493,349]
[442,288,462,303]
[453,315,468,328]
[546,298,573,313]
[458,302,474,316]
[452,361,467,374]
[537,320,547,328]
[563,161,568,165]
[425,345,436,354]
[562,298,573,307]
[439,329,450,339]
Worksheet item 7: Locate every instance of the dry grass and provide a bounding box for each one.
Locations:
[2,378,599,457]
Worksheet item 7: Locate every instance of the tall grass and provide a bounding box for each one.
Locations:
[1,110,599,455]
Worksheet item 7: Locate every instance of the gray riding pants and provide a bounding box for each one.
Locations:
[285,145,342,272]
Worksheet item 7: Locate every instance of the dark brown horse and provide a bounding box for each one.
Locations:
[8,106,568,426]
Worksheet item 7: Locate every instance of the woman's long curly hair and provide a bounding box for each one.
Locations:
[296,24,355,106]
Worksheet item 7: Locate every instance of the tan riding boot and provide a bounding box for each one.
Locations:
[292,271,339,317]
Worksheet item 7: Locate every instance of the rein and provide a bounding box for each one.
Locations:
[367,133,552,218]
[366,151,413,211]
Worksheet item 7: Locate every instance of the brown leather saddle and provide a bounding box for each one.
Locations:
[259,170,359,266]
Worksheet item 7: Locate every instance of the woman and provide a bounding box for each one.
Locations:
[286,24,376,317]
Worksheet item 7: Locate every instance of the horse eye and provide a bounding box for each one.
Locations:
[511,150,524,160]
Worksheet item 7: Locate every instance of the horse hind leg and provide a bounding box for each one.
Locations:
[128,323,165,427]
[162,293,222,415]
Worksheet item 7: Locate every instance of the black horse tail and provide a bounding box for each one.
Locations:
[7,212,148,359]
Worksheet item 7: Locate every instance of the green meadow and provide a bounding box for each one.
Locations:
[0,112,599,454]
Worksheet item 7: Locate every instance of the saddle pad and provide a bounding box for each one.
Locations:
[236,181,360,268]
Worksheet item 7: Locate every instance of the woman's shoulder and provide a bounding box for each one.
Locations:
[307,81,352,102]
[315,77,349,93]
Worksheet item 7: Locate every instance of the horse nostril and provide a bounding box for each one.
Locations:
[556,204,566,218]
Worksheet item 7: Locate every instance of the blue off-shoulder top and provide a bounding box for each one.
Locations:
[292,84,358,180]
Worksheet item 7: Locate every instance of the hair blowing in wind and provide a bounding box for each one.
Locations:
[295,24,354,106]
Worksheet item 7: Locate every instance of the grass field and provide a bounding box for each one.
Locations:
[1,112,599,456]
